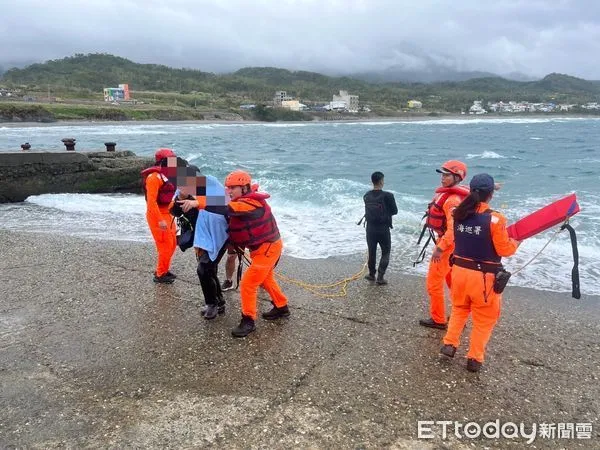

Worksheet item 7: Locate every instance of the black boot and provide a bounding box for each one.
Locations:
[467,358,482,373]
[376,275,388,285]
[419,318,447,330]
[364,273,375,281]
[153,273,175,284]
[231,316,256,338]
[440,344,457,358]
[262,305,290,320]
[203,304,219,320]
[217,299,226,315]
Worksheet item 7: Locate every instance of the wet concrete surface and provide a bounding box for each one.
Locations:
[1,230,599,448]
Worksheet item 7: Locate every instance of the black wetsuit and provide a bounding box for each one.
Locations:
[363,190,398,278]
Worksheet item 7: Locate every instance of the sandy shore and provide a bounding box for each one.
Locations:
[1,230,598,448]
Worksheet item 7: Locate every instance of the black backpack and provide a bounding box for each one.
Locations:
[364,197,388,225]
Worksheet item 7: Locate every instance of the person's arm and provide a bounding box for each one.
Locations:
[145,173,166,228]
[205,198,263,218]
[436,195,461,251]
[204,204,231,216]
[387,192,398,216]
[177,195,209,213]
[491,212,520,257]
[432,218,455,261]
[432,198,459,261]
[227,198,264,218]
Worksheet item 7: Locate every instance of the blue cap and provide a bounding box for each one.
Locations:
[469,173,495,192]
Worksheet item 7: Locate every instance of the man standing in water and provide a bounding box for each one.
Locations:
[363,171,398,285]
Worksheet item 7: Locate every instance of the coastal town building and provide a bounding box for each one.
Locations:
[582,102,600,110]
[469,100,487,114]
[281,100,307,111]
[273,90,293,106]
[103,84,130,102]
[485,100,576,113]
[331,90,359,113]
[407,100,422,109]
[324,100,347,111]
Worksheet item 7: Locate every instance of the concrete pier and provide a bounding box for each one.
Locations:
[0,151,154,202]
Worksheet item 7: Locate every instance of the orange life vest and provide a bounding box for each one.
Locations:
[426,185,470,235]
[141,166,175,205]
[228,192,280,249]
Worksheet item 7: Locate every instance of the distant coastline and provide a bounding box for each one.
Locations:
[2,113,599,129]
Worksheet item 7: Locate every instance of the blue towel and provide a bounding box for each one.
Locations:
[193,175,229,261]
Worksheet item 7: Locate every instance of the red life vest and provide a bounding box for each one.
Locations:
[141,166,175,206]
[228,192,281,249]
[426,185,470,235]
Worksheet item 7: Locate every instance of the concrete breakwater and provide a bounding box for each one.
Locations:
[0,151,154,203]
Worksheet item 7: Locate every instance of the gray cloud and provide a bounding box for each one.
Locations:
[1,0,599,79]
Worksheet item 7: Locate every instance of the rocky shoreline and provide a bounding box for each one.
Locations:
[1,230,598,448]
[0,150,153,203]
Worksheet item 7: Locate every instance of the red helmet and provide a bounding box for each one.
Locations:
[155,148,175,162]
[437,160,467,181]
[225,170,252,187]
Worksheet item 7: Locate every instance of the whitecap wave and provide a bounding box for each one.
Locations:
[466,151,505,159]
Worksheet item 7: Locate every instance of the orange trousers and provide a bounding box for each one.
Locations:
[443,266,502,363]
[240,239,288,320]
[426,246,453,324]
[146,210,177,277]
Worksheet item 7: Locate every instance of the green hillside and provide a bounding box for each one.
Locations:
[2,53,600,114]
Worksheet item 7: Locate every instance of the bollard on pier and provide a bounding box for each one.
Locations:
[61,138,76,151]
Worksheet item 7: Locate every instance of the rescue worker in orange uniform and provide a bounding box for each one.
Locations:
[419,160,469,329]
[433,173,520,372]
[178,170,289,338]
[221,183,260,292]
[141,148,178,283]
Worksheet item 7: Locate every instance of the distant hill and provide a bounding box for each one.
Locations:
[2,53,599,111]
[536,73,600,94]
[350,67,497,84]
[0,59,38,77]
[1,53,216,92]
[348,65,537,84]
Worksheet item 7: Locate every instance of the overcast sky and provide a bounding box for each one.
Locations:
[1,0,599,79]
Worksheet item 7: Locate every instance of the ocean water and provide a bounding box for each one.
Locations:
[1,118,599,295]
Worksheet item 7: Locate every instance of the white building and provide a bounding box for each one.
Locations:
[469,100,487,114]
[274,91,293,106]
[281,100,307,111]
[332,90,359,112]
[582,102,600,110]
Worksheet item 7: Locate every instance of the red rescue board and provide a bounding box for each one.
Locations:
[507,193,580,241]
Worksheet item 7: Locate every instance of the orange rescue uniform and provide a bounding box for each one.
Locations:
[145,172,177,277]
[226,195,288,320]
[426,193,463,324]
[437,202,519,362]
